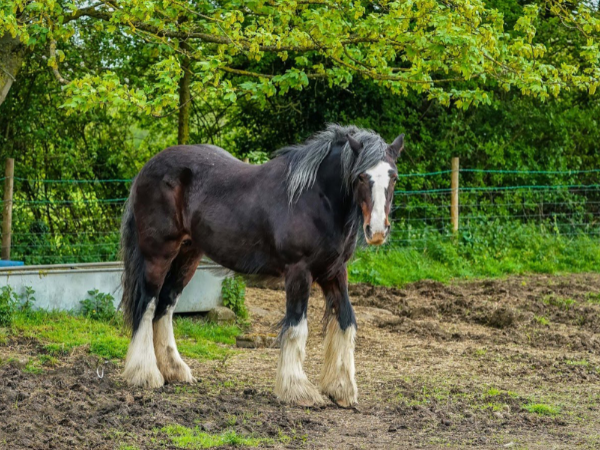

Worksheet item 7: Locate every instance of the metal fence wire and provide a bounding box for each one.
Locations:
[1,164,599,264]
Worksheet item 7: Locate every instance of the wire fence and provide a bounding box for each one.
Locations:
[1,164,599,264]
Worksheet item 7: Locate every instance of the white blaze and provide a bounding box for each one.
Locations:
[365,161,393,234]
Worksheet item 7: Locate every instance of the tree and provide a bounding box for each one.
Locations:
[1,0,600,144]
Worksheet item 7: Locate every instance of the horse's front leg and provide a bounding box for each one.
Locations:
[274,263,324,407]
[318,266,358,407]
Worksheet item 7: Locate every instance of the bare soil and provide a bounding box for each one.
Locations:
[2,274,600,449]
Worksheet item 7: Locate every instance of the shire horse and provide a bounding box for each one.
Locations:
[120,124,404,407]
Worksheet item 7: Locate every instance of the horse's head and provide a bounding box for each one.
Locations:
[347,133,404,246]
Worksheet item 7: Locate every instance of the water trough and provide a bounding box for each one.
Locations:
[0,260,228,313]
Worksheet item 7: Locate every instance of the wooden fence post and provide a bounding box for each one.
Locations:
[451,157,459,235]
[1,158,15,260]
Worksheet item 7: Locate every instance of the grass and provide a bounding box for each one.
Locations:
[158,424,271,449]
[542,295,575,310]
[175,318,240,361]
[2,310,241,364]
[566,359,590,367]
[349,223,600,286]
[586,292,600,304]
[12,310,130,359]
[523,403,561,416]
[535,315,550,326]
[485,387,502,397]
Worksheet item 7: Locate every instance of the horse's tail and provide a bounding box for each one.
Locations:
[120,187,145,334]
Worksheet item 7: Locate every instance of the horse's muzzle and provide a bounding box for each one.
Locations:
[364,225,389,246]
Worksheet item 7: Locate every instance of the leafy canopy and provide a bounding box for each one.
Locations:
[1,0,600,114]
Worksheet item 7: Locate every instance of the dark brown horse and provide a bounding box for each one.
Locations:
[120,124,404,407]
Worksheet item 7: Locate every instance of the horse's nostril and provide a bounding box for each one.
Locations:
[365,225,372,238]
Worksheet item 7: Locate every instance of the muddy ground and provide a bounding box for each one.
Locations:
[2,274,600,449]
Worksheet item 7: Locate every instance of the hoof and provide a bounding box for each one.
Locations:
[123,363,165,389]
[330,396,354,408]
[275,378,325,407]
[160,360,196,384]
[321,381,357,408]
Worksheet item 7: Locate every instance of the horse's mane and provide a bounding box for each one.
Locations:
[275,124,388,204]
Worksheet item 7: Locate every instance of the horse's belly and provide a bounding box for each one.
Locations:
[196,226,284,276]
[204,247,283,277]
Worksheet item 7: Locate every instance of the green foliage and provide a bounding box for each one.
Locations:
[0,286,36,326]
[20,286,36,312]
[158,424,271,449]
[0,286,18,326]
[0,0,599,283]
[3,0,600,113]
[221,276,248,319]
[80,289,117,322]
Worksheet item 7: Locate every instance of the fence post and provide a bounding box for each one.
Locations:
[1,158,15,260]
[451,157,459,235]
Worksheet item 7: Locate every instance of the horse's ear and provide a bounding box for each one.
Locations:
[347,134,363,157]
[389,133,405,159]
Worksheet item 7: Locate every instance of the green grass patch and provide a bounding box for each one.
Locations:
[523,403,560,416]
[349,223,600,286]
[174,318,240,361]
[542,295,575,310]
[566,359,590,367]
[11,310,129,359]
[158,424,271,449]
[535,315,550,326]
[485,387,501,397]
[586,292,600,304]
[6,310,240,362]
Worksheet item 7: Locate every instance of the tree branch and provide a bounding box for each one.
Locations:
[49,41,69,84]
[219,66,329,79]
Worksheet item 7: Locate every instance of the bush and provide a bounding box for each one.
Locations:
[0,286,18,326]
[0,286,36,326]
[20,286,36,312]
[221,276,248,318]
[80,289,117,322]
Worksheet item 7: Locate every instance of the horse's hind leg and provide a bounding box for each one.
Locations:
[123,255,176,388]
[318,266,358,407]
[275,263,324,406]
[153,248,203,383]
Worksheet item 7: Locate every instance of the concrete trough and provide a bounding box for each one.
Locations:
[0,260,228,313]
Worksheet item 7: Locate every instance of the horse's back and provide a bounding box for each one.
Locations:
[141,144,242,174]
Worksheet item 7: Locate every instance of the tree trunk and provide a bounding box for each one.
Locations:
[0,35,26,107]
[177,44,192,145]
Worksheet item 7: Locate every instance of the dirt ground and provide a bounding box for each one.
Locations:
[2,274,600,449]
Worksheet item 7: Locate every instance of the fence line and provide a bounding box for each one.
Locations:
[1,158,600,264]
